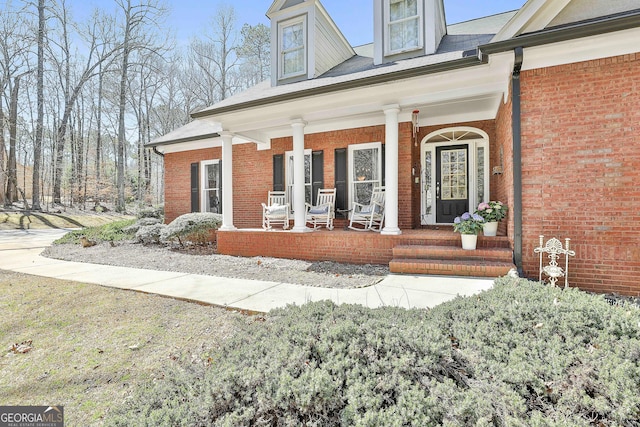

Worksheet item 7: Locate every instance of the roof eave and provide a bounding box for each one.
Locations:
[191,55,483,119]
[480,9,640,55]
[146,132,221,148]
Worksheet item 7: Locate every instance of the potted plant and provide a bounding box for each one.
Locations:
[475,201,508,236]
[453,212,485,250]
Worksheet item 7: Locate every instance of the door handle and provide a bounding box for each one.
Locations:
[436,182,440,200]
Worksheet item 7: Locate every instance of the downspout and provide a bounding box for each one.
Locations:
[512,47,524,276]
[152,146,164,158]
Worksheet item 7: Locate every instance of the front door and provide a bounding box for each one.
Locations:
[435,145,469,223]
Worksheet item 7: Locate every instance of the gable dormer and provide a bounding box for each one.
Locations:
[373,0,447,65]
[267,0,354,86]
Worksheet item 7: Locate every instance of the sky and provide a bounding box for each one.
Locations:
[73,0,526,48]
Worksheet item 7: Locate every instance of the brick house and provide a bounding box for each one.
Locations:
[149,0,640,296]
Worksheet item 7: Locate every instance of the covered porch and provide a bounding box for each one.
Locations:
[217,226,515,278]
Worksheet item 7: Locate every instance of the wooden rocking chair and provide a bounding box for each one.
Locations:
[348,186,385,232]
[261,191,290,230]
[305,188,336,230]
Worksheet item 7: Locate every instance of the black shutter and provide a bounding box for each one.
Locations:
[311,150,324,203]
[381,143,386,187]
[190,162,199,212]
[273,154,284,191]
[334,148,347,213]
[217,160,223,213]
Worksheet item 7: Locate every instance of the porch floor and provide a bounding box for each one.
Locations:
[217,225,515,279]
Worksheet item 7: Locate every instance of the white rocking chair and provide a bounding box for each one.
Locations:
[305,188,336,230]
[261,191,290,230]
[348,186,385,232]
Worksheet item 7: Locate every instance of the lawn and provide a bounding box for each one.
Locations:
[0,210,134,230]
[0,270,247,426]
[2,260,639,425]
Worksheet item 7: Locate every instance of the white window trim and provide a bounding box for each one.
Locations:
[285,149,312,210]
[419,128,490,225]
[278,15,307,80]
[200,159,221,214]
[385,0,423,56]
[348,142,383,209]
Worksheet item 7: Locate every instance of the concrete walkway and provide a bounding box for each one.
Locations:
[0,229,495,312]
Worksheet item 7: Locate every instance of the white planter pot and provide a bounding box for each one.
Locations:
[460,234,478,250]
[483,221,498,237]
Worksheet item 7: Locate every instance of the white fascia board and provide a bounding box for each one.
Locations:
[158,138,221,154]
[521,27,640,71]
[492,0,571,42]
[216,54,514,137]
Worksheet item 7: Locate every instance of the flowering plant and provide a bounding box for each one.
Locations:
[453,212,485,235]
[475,201,508,222]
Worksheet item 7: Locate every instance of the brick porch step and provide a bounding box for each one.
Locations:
[389,258,515,277]
[393,245,513,263]
[390,244,515,278]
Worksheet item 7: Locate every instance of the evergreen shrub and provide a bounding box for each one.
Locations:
[54,219,136,244]
[160,212,222,246]
[108,277,640,426]
[135,224,165,245]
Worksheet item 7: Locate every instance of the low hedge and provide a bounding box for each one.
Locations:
[108,277,640,426]
[53,219,136,244]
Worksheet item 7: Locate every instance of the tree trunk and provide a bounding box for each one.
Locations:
[116,10,131,213]
[31,0,45,211]
[6,76,19,204]
[95,65,103,203]
[0,107,5,206]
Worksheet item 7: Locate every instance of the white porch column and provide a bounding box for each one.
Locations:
[382,105,401,235]
[219,131,236,231]
[291,119,310,232]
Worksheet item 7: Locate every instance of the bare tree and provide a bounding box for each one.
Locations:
[186,4,240,110]
[30,0,46,210]
[0,1,32,206]
[49,3,120,205]
[114,0,166,212]
[237,23,270,87]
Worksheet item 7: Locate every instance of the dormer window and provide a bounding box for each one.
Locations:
[387,0,422,54]
[279,16,307,79]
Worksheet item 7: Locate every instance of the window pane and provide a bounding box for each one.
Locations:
[286,152,312,208]
[283,49,304,75]
[282,23,303,50]
[477,146,485,203]
[424,151,432,216]
[441,148,467,201]
[354,182,373,205]
[353,148,379,181]
[389,0,419,51]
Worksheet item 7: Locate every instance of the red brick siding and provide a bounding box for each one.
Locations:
[165,120,505,230]
[520,53,640,295]
[164,148,220,223]
[495,90,514,239]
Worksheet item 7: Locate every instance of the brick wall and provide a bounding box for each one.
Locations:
[164,148,220,223]
[164,121,504,230]
[520,53,640,295]
[495,90,514,240]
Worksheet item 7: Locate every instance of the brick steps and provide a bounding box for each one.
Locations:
[390,243,515,278]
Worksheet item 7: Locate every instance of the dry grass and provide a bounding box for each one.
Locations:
[0,270,249,426]
[0,210,134,231]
